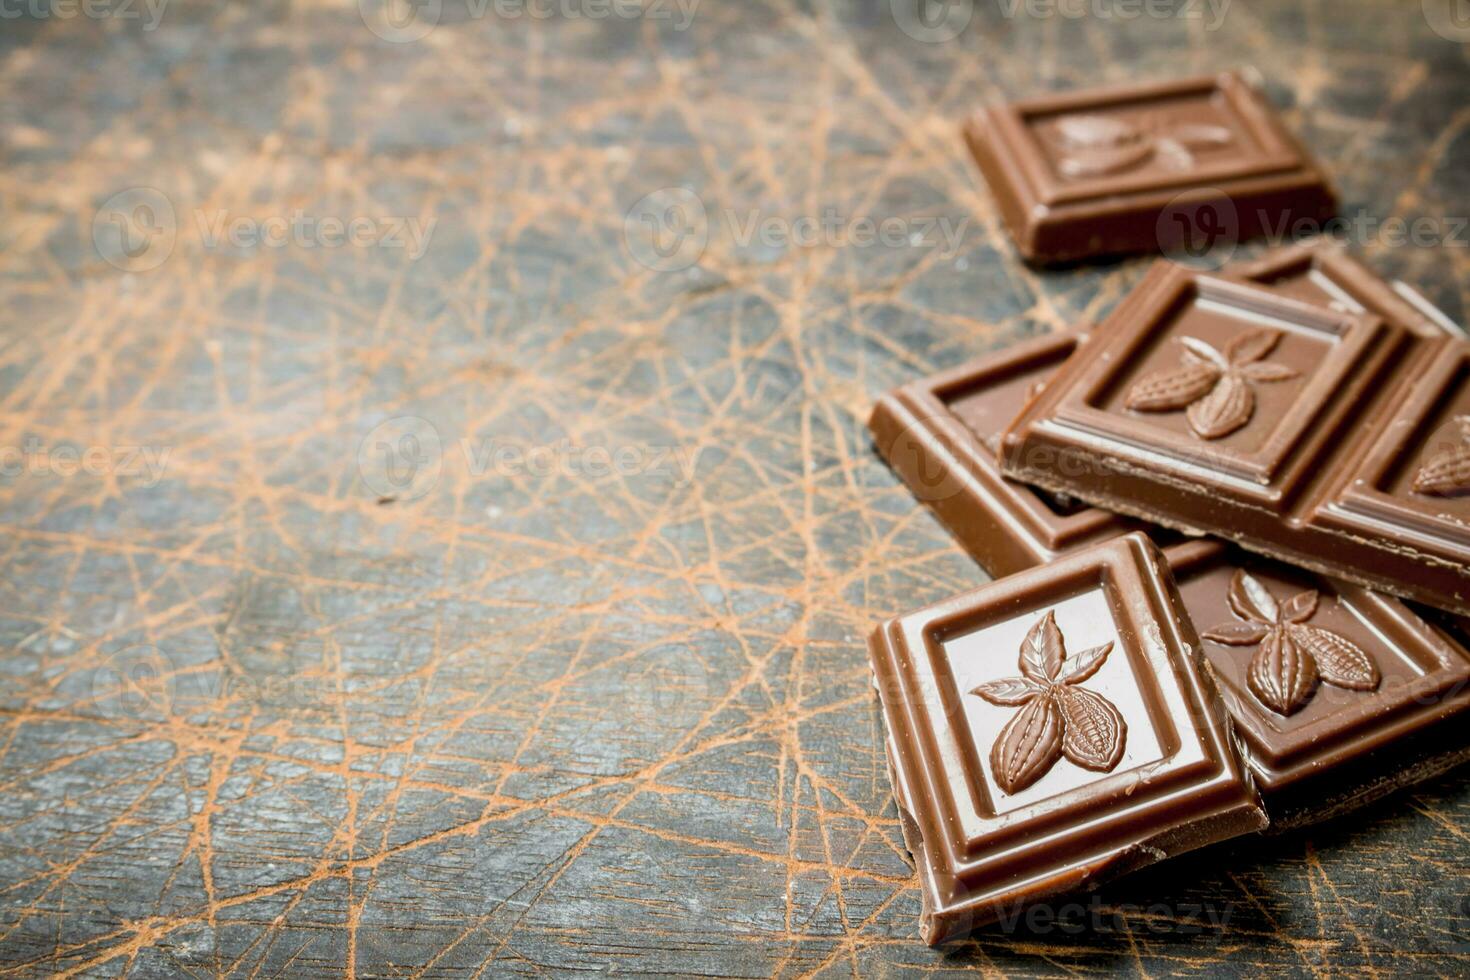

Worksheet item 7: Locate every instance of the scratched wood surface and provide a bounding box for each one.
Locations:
[2,1,1468,976]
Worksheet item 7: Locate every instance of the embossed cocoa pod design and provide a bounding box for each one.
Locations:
[1412,417,1470,497]
[1203,570,1380,716]
[1124,360,1221,411]
[989,693,1064,794]
[1247,630,1318,716]
[1124,330,1299,440]
[972,611,1125,793]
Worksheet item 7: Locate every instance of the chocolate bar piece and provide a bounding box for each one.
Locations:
[964,70,1336,264]
[869,252,1470,827]
[868,328,1144,575]
[998,261,1470,614]
[1233,241,1452,339]
[869,534,1266,943]
[1165,538,1470,828]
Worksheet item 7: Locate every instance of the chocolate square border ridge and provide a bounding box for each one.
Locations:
[868,534,1264,941]
[1233,241,1447,338]
[1027,264,1391,491]
[1319,343,1470,568]
[964,70,1337,264]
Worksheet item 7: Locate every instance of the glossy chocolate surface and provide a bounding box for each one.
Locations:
[869,248,1470,827]
[998,261,1470,614]
[868,534,1265,943]
[964,71,1336,264]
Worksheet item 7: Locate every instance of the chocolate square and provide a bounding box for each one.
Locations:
[997,261,1470,612]
[869,534,1265,943]
[1013,264,1392,487]
[1318,342,1470,569]
[965,71,1336,264]
[1167,540,1470,828]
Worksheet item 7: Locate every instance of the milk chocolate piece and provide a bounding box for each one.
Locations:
[964,71,1336,264]
[869,252,1470,827]
[869,534,1266,943]
[1166,539,1470,829]
[1233,241,1451,339]
[998,262,1470,614]
[868,329,1142,576]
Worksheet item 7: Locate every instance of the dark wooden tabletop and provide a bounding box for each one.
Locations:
[2,1,1468,975]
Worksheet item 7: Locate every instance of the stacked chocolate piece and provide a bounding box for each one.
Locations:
[867,70,1470,944]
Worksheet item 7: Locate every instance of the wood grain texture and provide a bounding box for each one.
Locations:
[1,1,1468,975]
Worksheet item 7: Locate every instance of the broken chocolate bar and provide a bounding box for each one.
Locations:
[868,249,1470,828]
[869,533,1266,943]
[997,261,1470,614]
[964,70,1337,264]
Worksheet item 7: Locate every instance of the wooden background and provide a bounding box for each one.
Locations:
[2,0,1467,975]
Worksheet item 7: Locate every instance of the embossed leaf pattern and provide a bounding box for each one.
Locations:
[1225,327,1283,364]
[1018,610,1062,683]
[1412,416,1470,497]
[1055,114,1137,148]
[971,676,1044,705]
[1057,642,1114,685]
[971,611,1124,793]
[1052,115,1154,178]
[1203,621,1271,645]
[1050,111,1234,179]
[1203,570,1380,715]
[1229,570,1279,624]
[1126,330,1299,440]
